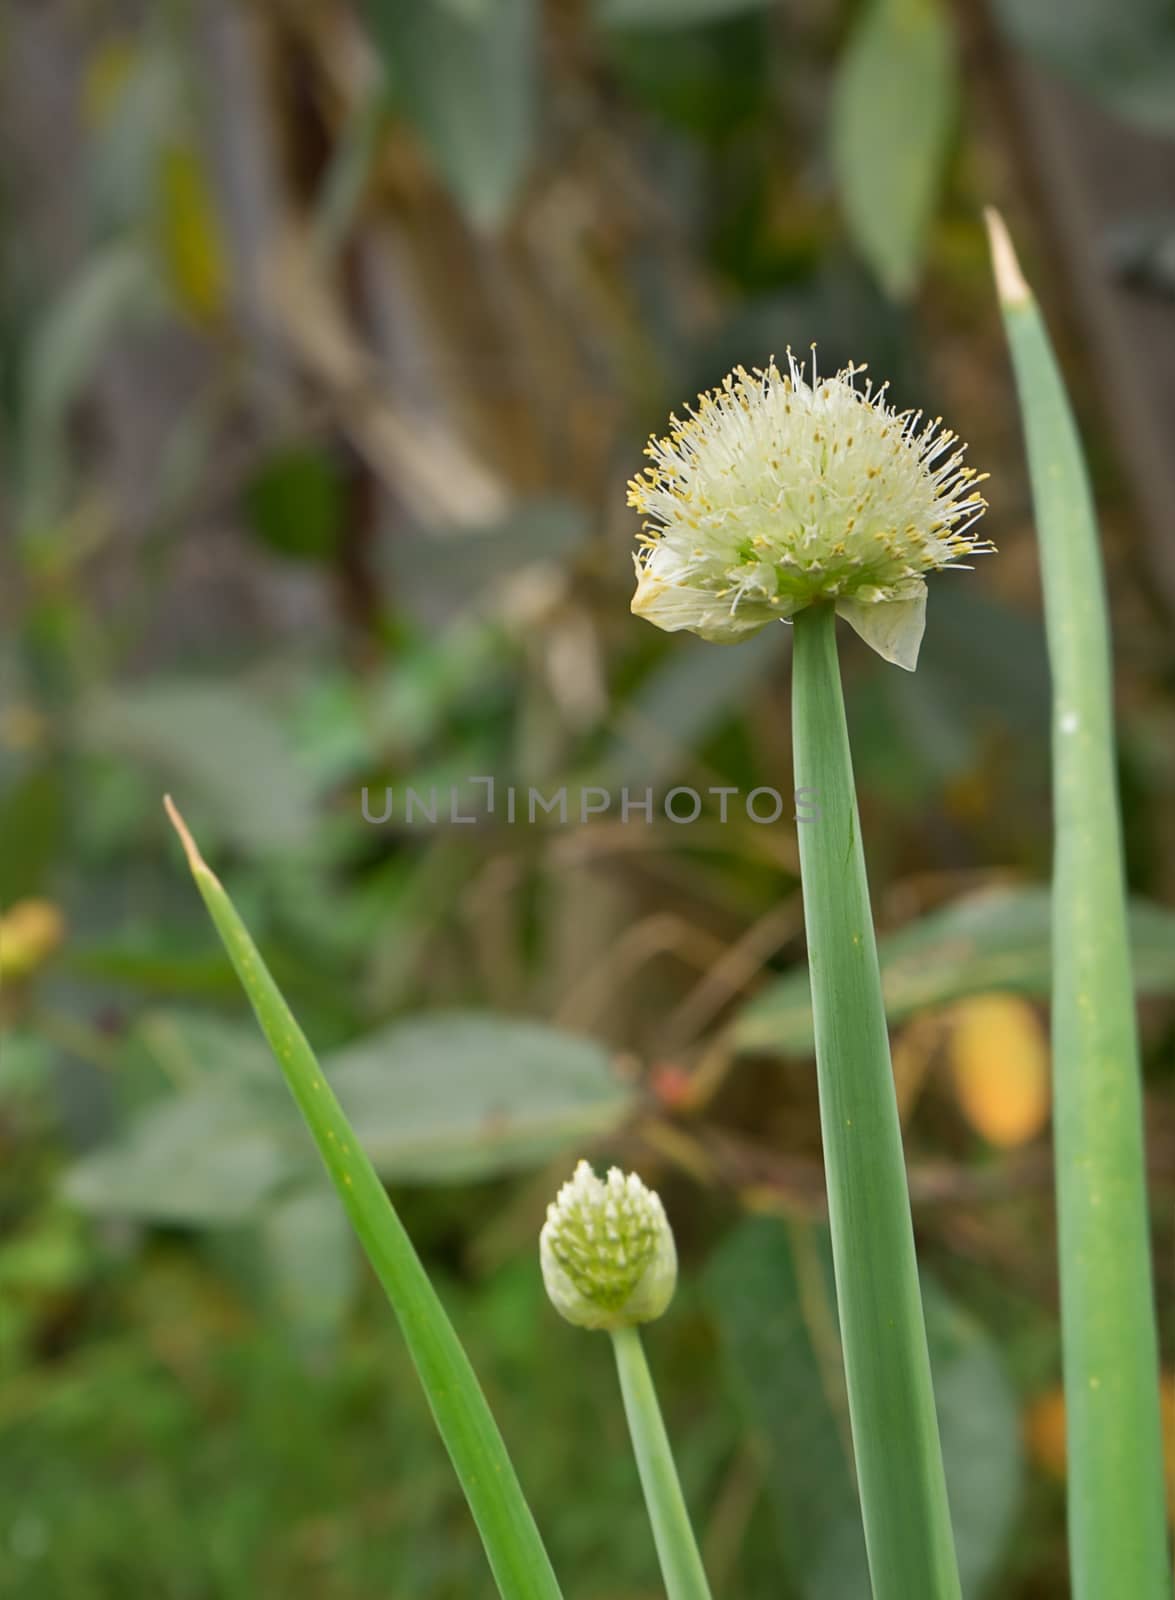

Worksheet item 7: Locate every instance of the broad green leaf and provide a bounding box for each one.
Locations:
[259,1184,360,1344]
[65,1086,307,1226]
[81,680,317,855]
[930,1288,1024,1591]
[597,0,772,29]
[706,1219,1022,1598]
[735,885,1175,1055]
[65,1011,301,1228]
[325,1014,636,1183]
[67,1007,634,1217]
[365,0,536,229]
[991,0,1175,135]
[831,0,956,300]
[131,1008,277,1087]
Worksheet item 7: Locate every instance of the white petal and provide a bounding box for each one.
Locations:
[835,585,927,671]
[631,564,795,643]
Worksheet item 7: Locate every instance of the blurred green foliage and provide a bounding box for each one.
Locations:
[2,0,1174,1594]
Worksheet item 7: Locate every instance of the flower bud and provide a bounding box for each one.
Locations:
[629,352,992,670]
[540,1161,677,1331]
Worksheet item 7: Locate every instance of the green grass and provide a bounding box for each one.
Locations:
[0,1241,761,1600]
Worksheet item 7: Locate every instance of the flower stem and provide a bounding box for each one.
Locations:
[791,603,960,1599]
[987,210,1170,1598]
[610,1325,713,1600]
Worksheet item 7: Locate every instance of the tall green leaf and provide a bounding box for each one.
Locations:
[163,799,564,1600]
[986,210,1169,1599]
[832,0,956,300]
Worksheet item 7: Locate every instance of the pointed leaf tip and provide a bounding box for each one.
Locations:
[984,208,1031,308]
[163,794,216,882]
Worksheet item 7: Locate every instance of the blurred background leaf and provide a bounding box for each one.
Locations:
[707,1218,1022,1598]
[735,886,1175,1055]
[325,1013,636,1183]
[65,1084,307,1226]
[992,0,1175,135]
[65,1009,636,1217]
[365,0,537,227]
[596,0,774,27]
[80,682,319,855]
[245,447,346,564]
[3,0,1173,1592]
[832,0,957,300]
[16,245,160,533]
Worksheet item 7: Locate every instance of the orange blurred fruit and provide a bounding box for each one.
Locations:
[948,991,1050,1148]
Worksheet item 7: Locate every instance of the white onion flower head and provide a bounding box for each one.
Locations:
[540,1160,677,1331]
[629,351,992,669]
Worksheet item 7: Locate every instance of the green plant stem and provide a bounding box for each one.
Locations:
[610,1325,713,1600]
[987,211,1169,1598]
[164,798,563,1600]
[791,603,960,1600]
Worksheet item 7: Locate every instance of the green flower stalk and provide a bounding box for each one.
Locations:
[630,356,989,1597]
[541,1163,711,1600]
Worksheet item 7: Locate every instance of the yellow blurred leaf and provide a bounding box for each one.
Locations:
[948,990,1050,1147]
[157,143,228,325]
[0,898,67,981]
[0,706,50,752]
[82,39,138,129]
[1024,1386,1067,1481]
